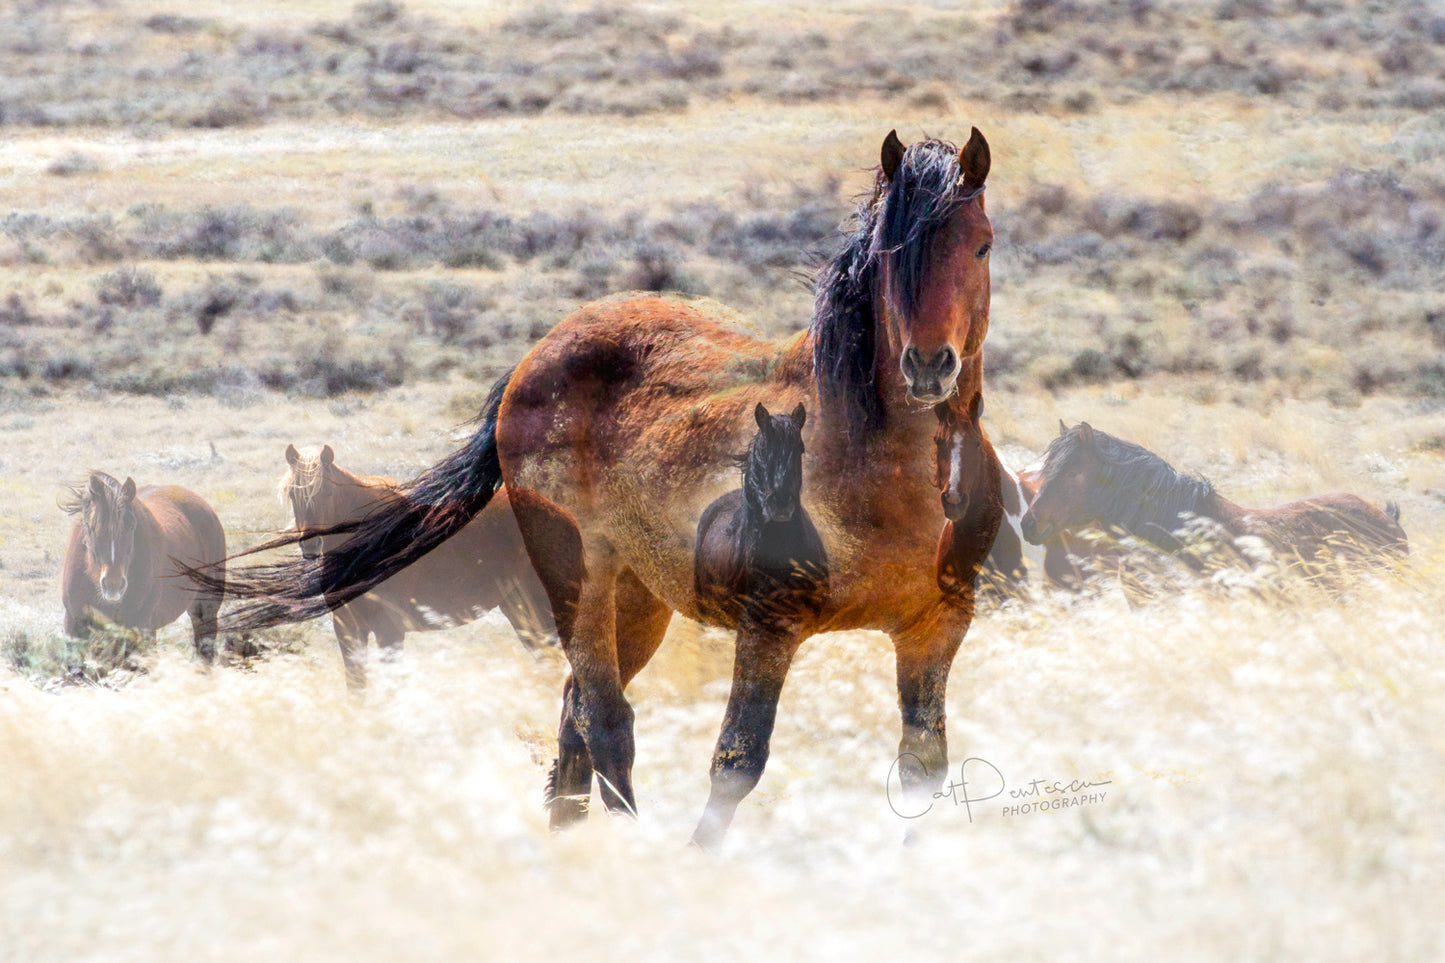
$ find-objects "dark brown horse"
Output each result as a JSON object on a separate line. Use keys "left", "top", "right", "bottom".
{"left": 211, "top": 128, "right": 998, "bottom": 845}
{"left": 694, "top": 403, "right": 829, "bottom": 624}
{"left": 61, "top": 472, "right": 226, "bottom": 661}
{"left": 282, "top": 444, "right": 556, "bottom": 690}
{"left": 931, "top": 389, "right": 1006, "bottom": 601}
{"left": 1020, "top": 422, "right": 1408, "bottom": 575}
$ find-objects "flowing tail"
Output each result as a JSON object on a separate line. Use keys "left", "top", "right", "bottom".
{"left": 196, "top": 369, "right": 514, "bottom": 631}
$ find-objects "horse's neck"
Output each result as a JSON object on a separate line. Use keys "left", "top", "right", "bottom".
{"left": 125, "top": 498, "right": 161, "bottom": 580}
{"left": 1109, "top": 466, "right": 1209, "bottom": 547}
{"left": 328, "top": 467, "right": 393, "bottom": 521}
{"left": 1195, "top": 490, "right": 1250, "bottom": 535}
{"left": 735, "top": 496, "right": 766, "bottom": 561}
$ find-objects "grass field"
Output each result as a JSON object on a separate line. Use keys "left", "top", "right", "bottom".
{"left": 3, "top": 0, "right": 1445, "bottom": 959}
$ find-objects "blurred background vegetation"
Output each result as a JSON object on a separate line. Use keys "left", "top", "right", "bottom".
{"left": 2, "top": 0, "right": 1443, "bottom": 408}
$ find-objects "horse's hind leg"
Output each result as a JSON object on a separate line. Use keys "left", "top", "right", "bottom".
{"left": 189, "top": 576, "right": 223, "bottom": 665}
{"left": 546, "top": 568, "right": 670, "bottom": 829}
{"left": 692, "top": 621, "right": 803, "bottom": 851}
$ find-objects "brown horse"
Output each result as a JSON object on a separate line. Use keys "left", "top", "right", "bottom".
{"left": 1020, "top": 422, "right": 1408, "bottom": 575}
{"left": 211, "top": 129, "right": 998, "bottom": 845}
{"left": 932, "top": 390, "right": 1006, "bottom": 601}
{"left": 281, "top": 444, "right": 556, "bottom": 690}
{"left": 61, "top": 471, "right": 226, "bottom": 661}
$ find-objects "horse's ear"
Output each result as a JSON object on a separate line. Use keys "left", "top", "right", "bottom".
{"left": 1058, "top": 419, "right": 1069, "bottom": 437}
{"left": 1078, "top": 422, "right": 1096, "bottom": 448}
{"left": 959, "top": 127, "right": 990, "bottom": 190}
{"left": 319, "top": 445, "right": 335, "bottom": 468}
{"left": 754, "top": 402, "right": 771, "bottom": 433}
{"left": 120, "top": 477, "right": 137, "bottom": 503}
{"left": 881, "top": 129, "right": 905, "bottom": 182}
{"left": 88, "top": 474, "right": 107, "bottom": 500}
{"left": 285, "top": 444, "right": 300, "bottom": 467}
{"left": 968, "top": 391, "right": 984, "bottom": 425}
{"left": 791, "top": 402, "right": 806, "bottom": 429}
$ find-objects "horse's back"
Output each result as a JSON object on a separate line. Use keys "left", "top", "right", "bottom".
{"left": 1246, "top": 492, "right": 1408, "bottom": 557}
{"left": 502, "top": 295, "right": 808, "bottom": 472}
{"left": 363, "top": 488, "right": 552, "bottom": 630}
{"left": 139, "top": 485, "right": 227, "bottom": 566}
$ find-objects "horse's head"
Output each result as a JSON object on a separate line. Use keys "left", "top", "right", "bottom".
{"left": 933, "top": 391, "right": 987, "bottom": 523}
{"left": 1020, "top": 422, "right": 1103, "bottom": 544}
{"left": 743, "top": 402, "right": 807, "bottom": 525}
{"left": 874, "top": 128, "right": 992, "bottom": 405}
{"left": 65, "top": 472, "right": 139, "bottom": 602}
{"left": 283, "top": 443, "right": 338, "bottom": 559}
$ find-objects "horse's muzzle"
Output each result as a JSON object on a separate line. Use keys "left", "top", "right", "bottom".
{"left": 762, "top": 501, "right": 796, "bottom": 525}
{"left": 1019, "top": 512, "right": 1050, "bottom": 545}
{"left": 99, "top": 571, "right": 127, "bottom": 602}
{"left": 901, "top": 344, "right": 961, "bottom": 404}
{"left": 941, "top": 490, "right": 969, "bottom": 523}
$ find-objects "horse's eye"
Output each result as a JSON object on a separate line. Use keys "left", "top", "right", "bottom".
{"left": 976, "top": 242, "right": 992, "bottom": 260}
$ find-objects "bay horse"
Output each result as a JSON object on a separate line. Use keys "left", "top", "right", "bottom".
{"left": 691, "top": 402, "right": 830, "bottom": 844}
{"left": 1020, "top": 422, "right": 1408, "bottom": 575}
{"left": 210, "top": 128, "right": 998, "bottom": 845}
{"left": 281, "top": 443, "right": 557, "bottom": 690}
{"left": 61, "top": 471, "right": 226, "bottom": 661}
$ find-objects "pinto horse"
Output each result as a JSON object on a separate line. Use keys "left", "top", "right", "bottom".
{"left": 281, "top": 444, "right": 556, "bottom": 689}
{"left": 1020, "top": 422, "right": 1408, "bottom": 574}
{"left": 210, "top": 128, "right": 998, "bottom": 845}
{"left": 61, "top": 472, "right": 226, "bottom": 661}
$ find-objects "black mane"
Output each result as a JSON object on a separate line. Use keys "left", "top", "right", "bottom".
{"left": 1045, "top": 427, "right": 1215, "bottom": 546}
{"left": 812, "top": 138, "right": 978, "bottom": 440}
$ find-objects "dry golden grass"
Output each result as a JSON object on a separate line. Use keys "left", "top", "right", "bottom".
{"left": 2, "top": 385, "right": 1442, "bottom": 959}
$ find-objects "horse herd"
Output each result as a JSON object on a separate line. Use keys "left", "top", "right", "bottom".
{"left": 55, "top": 128, "right": 1409, "bottom": 847}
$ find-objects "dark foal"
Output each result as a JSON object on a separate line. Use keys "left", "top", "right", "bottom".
{"left": 692, "top": 402, "right": 828, "bottom": 847}
{"left": 61, "top": 471, "right": 227, "bottom": 661}
{"left": 931, "top": 392, "right": 1006, "bottom": 603}
{"left": 1021, "top": 422, "right": 1408, "bottom": 578}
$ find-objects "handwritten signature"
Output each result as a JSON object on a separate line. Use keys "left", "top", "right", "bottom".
{"left": 886, "top": 755, "right": 1113, "bottom": 822}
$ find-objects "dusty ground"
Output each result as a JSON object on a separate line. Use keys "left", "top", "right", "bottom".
{"left": 3, "top": 0, "right": 1445, "bottom": 959}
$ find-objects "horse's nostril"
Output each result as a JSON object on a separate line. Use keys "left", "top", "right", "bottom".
{"left": 901, "top": 346, "right": 922, "bottom": 376}
{"left": 938, "top": 345, "right": 959, "bottom": 377}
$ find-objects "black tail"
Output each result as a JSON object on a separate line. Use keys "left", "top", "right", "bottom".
{"left": 1386, "top": 501, "right": 1401, "bottom": 525}
{"left": 198, "top": 368, "right": 514, "bottom": 631}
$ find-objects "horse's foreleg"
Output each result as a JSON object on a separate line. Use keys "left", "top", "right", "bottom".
{"left": 891, "top": 603, "right": 972, "bottom": 835}
{"left": 692, "top": 621, "right": 803, "bottom": 851}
